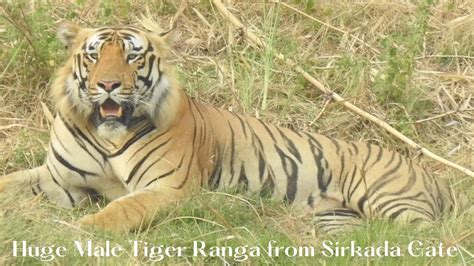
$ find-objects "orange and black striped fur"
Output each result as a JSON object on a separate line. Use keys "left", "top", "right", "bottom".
{"left": 0, "top": 21, "right": 452, "bottom": 232}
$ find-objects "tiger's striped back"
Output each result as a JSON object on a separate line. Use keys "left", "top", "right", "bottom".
{"left": 193, "top": 104, "right": 451, "bottom": 226}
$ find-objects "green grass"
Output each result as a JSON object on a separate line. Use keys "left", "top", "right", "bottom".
{"left": 1, "top": 0, "right": 473, "bottom": 265}
{"left": 1, "top": 188, "right": 472, "bottom": 265}
{"left": 10, "top": 130, "right": 48, "bottom": 167}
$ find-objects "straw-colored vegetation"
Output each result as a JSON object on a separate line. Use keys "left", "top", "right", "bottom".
{"left": 0, "top": 0, "right": 472, "bottom": 264}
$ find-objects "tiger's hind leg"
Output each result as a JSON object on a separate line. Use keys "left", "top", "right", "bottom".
{"left": 312, "top": 198, "right": 364, "bottom": 234}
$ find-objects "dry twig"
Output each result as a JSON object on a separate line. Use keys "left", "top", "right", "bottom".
{"left": 211, "top": 0, "right": 474, "bottom": 178}
{"left": 415, "top": 108, "right": 474, "bottom": 124}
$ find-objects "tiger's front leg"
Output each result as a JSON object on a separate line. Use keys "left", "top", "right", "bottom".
{"left": 0, "top": 165, "right": 96, "bottom": 208}
{"left": 0, "top": 167, "right": 43, "bottom": 194}
{"left": 77, "top": 184, "right": 187, "bottom": 232}
{"left": 1, "top": 116, "right": 126, "bottom": 207}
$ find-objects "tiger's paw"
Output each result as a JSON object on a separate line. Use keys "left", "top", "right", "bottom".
{"left": 77, "top": 197, "right": 151, "bottom": 232}
{"left": 77, "top": 209, "right": 135, "bottom": 232}
{"left": 77, "top": 214, "right": 96, "bottom": 228}
{"left": 77, "top": 213, "right": 127, "bottom": 232}
{"left": 0, "top": 177, "right": 12, "bottom": 193}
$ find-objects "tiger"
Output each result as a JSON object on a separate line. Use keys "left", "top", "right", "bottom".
{"left": 0, "top": 20, "right": 453, "bottom": 233}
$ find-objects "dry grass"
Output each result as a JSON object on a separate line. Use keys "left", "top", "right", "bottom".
{"left": 0, "top": 0, "right": 473, "bottom": 264}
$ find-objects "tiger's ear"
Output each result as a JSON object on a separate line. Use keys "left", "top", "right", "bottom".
{"left": 138, "top": 16, "right": 177, "bottom": 43}
{"left": 157, "top": 23, "right": 176, "bottom": 40}
{"left": 57, "top": 21, "right": 82, "bottom": 49}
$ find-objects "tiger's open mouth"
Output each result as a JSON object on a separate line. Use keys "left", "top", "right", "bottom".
{"left": 92, "top": 99, "right": 134, "bottom": 130}
{"left": 100, "top": 99, "right": 123, "bottom": 118}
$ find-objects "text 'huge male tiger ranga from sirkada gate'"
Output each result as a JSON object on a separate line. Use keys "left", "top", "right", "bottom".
{"left": 0, "top": 21, "right": 453, "bottom": 233}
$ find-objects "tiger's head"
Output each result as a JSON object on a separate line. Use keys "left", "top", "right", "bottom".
{"left": 52, "top": 21, "right": 181, "bottom": 139}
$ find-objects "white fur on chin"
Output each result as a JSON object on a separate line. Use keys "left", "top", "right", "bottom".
{"left": 97, "top": 121, "right": 128, "bottom": 139}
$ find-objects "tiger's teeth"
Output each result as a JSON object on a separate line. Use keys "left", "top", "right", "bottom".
{"left": 100, "top": 106, "right": 107, "bottom": 117}
{"left": 99, "top": 104, "right": 123, "bottom": 117}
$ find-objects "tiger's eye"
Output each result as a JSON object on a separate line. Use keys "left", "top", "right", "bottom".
{"left": 127, "top": 54, "right": 139, "bottom": 61}
{"left": 89, "top": 53, "right": 98, "bottom": 60}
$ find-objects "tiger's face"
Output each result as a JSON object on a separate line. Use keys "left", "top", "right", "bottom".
{"left": 56, "top": 21, "right": 171, "bottom": 138}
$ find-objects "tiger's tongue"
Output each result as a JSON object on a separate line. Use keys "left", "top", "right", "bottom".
{"left": 100, "top": 99, "right": 123, "bottom": 117}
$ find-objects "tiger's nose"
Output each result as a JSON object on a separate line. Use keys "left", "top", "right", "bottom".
{"left": 97, "top": 80, "right": 122, "bottom": 91}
